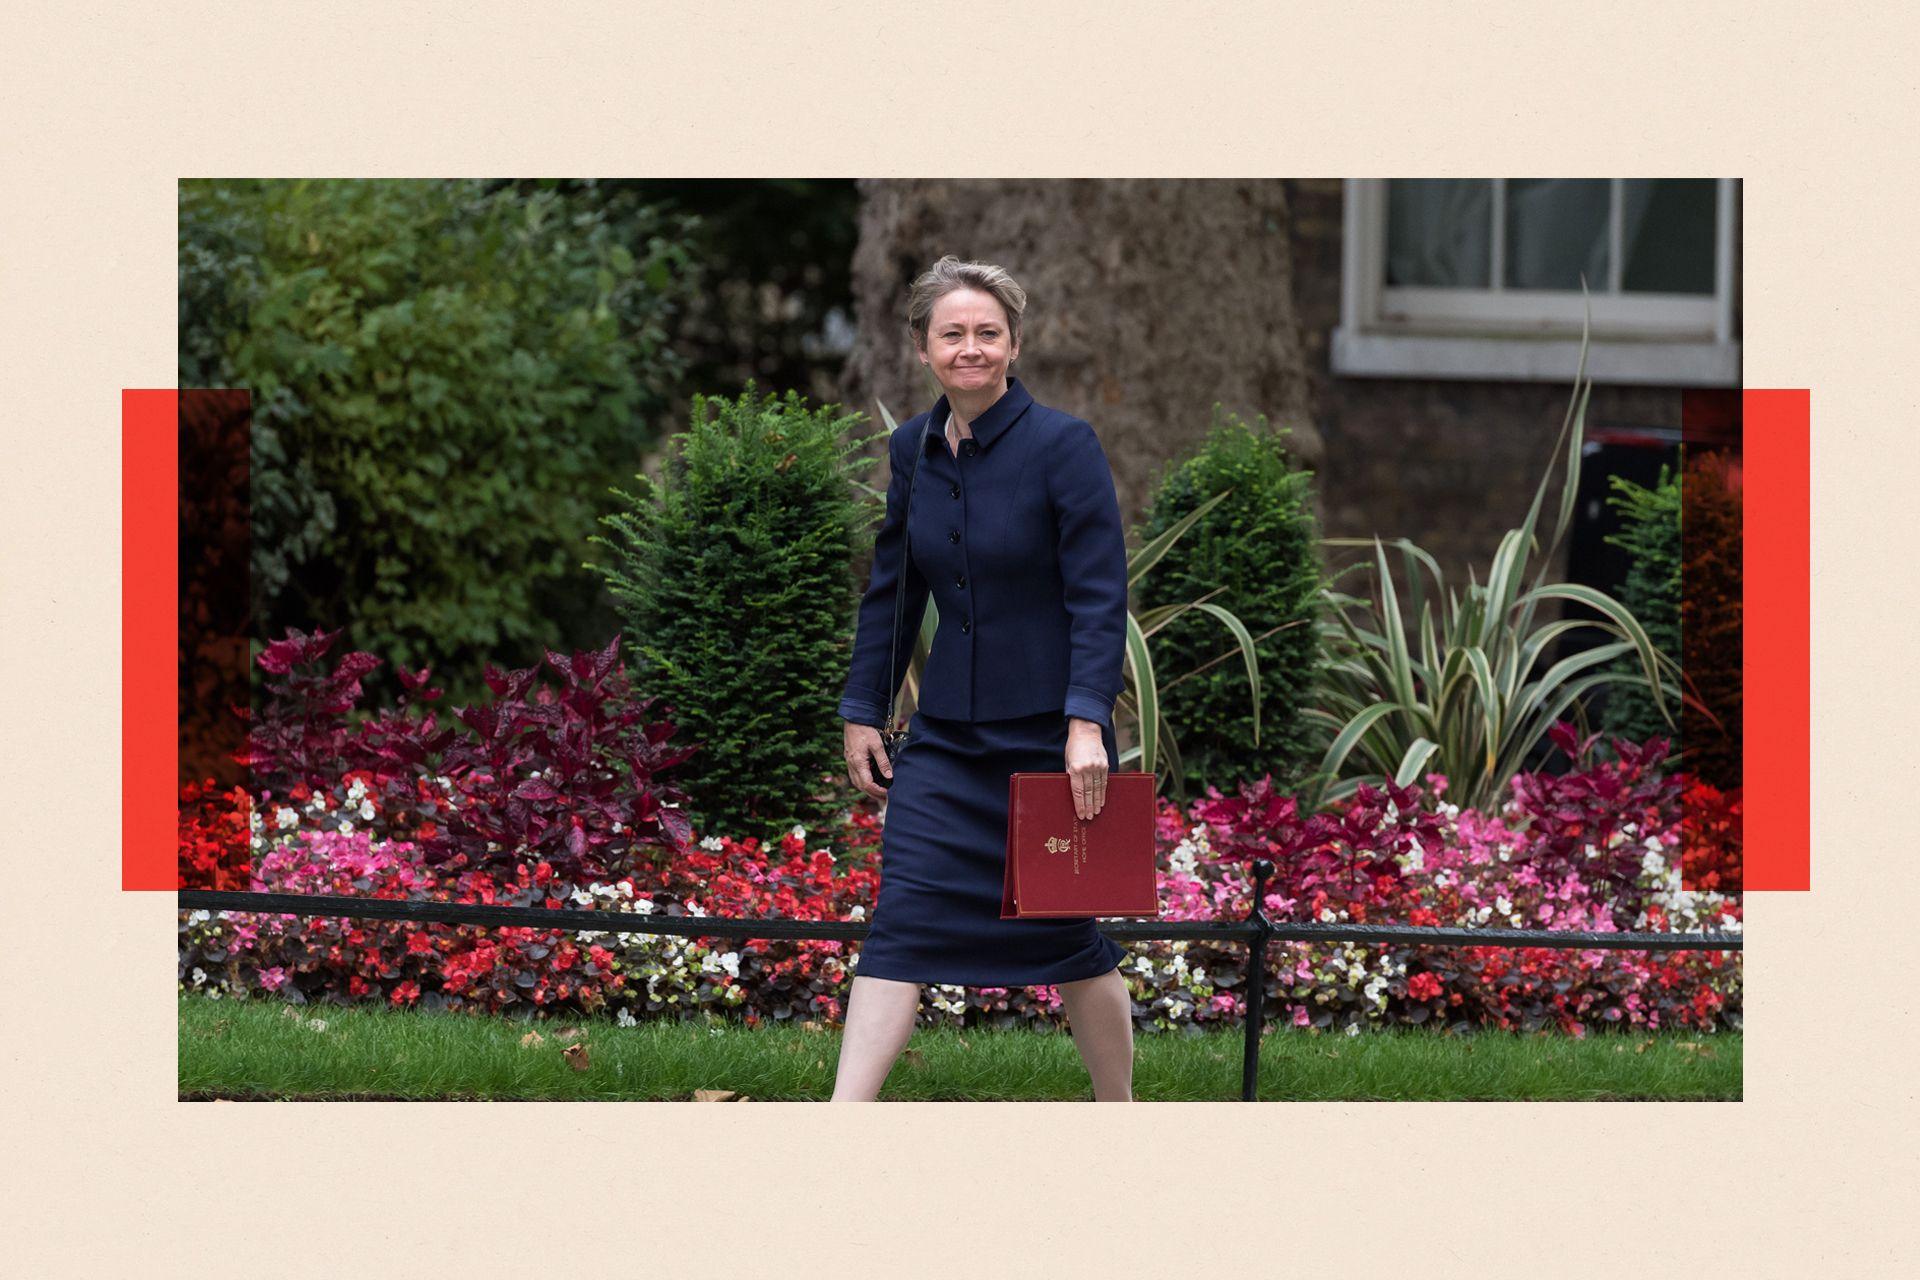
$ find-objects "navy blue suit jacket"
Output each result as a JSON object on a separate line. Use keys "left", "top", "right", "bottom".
{"left": 837, "top": 376, "right": 1130, "bottom": 730}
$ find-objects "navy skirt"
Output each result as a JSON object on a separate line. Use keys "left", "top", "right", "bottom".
{"left": 854, "top": 707, "right": 1129, "bottom": 987}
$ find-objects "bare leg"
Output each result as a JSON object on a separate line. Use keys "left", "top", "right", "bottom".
{"left": 830, "top": 974, "right": 923, "bottom": 1101}
{"left": 1056, "top": 965, "right": 1136, "bottom": 1101}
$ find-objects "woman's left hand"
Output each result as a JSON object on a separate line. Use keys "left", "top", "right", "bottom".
{"left": 1064, "top": 717, "right": 1108, "bottom": 821}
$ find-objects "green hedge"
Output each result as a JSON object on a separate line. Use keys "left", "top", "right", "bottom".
{"left": 592, "top": 385, "right": 874, "bottom": 837}
{"left": 1600, "top": 462, "right": 1683, "bottom": 749}
{"left": 1131, "top": 407, "right": 1328, "bottom": 799}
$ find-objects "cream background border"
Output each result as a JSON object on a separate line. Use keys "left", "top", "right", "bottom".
{"left": 1, "top": 1, "right": 1911, "bottom": 1275}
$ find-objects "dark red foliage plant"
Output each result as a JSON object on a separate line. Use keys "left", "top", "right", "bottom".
{"left": 1505, "top": 721, "right": 1684, "bottom": 929}
{"left": 242, "top": 626, "right": 700, "bottom": 887}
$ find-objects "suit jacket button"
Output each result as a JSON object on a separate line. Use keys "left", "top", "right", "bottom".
{"left": 954, "top": 573, "right": 966, "bottom": 588}
{"left": 961, "top": 616, "right": 972, "bottom": 632}
{"left": 949, "top": 484, "right": 960, "bottom": 499}
{"left": 948, "top": 529, "right": 961, "bottom": 543}
{"left": 962, "top": 439, "right": 978, "bottom": 456}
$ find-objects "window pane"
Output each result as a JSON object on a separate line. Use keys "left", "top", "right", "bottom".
{"left": 1504, "top": 179, "right": 1610, "bottom": 290}
{"left": 1386, "top": 179, "right": 1491, "bottom": 287}
{"left": 1621, "top": 179, "right": 1717, "bottom": 294}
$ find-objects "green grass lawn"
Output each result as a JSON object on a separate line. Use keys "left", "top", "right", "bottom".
{"left": 178, "top": 993, "right": 1740, "bottom": 1101}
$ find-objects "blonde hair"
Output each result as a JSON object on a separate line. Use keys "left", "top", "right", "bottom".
{"left": 905, "top": 254, "right": 1028, "bottom": 352}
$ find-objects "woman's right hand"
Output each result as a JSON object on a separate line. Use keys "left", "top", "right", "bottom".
{"left": 844, "top": 720, "right": 893, "bottom": 800}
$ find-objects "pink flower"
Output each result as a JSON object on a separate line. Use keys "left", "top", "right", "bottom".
{"left": 258, "top": 966, "right": 288, "bottom": 992}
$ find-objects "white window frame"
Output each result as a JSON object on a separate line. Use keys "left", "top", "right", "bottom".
{"left": 1331, "top": 178, "right": 1740, "bottom": 387}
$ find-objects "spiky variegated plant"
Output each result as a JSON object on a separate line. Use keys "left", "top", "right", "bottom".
{"left": 869, "top": 401, "right": 1263, "bottom": 792}
{"left": 1298, "top": 298, "right": 1682, "bottom": 814}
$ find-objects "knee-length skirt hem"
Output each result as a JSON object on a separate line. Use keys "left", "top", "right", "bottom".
{"left": 854, "top": 707, "right": 1131, "bottom": 990}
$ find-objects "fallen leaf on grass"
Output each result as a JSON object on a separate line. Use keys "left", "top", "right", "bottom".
{"left": 556, "top": 1026, "right": 584, "bottom": 1042}
{"left": 800, "top": 1021, "right": 823, "bottom": 1033}
{"left": 520, "top": 1030, "right": 545, "bottom": 1048}
{"left": 815, "top": 1059, "right": 826, "bottom": 1071}
{"left": 693, "top": 1089, "right": 739, "bottom": 1102}
{"left": 1636, "top": 1041, "right": 1652, "bottom": 1054}
{"left": 902, "top": 1049, "right": 928, "bottom": 1069}
{"left": 306, "top": 1019, "right": 328, "bottom": 1033}
{"left": 563, "top": 1043, "right": 591, "bottom": 1072}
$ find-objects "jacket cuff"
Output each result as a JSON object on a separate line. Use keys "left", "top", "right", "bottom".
{"left": 1063, "top": 686, "right": 1114, "bottom": 730}
{"left": 837, "top": 690, "right": 888, "bottom": 727}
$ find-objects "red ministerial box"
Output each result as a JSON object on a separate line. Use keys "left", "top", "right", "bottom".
{"left": 1001, "top": 771, "right": 1160, "bottom": 919}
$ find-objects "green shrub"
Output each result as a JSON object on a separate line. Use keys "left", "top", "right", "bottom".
{"left": 591, "top": 385, "right": 873, "bottom": 837}
{"left": 177, "top": 177, "right": 699, "bottom": 706}
{"left": 1600, "top": 463, "right": 1683, "bottom": 748}
{"left": 1130, "top": 406, "right": 1327, "bottom": 799}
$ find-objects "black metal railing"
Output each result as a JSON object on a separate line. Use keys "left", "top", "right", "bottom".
{"left": 179, "top": 858, "right": 1743, "bottom": 1101}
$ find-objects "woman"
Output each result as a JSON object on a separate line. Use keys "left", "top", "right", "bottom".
{"left": 831, "top": 254, "right": 1136, "bottom": 1102}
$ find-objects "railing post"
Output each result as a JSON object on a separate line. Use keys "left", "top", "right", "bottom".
{"left": 1240, "top": 858, "right": 1274, "bottom": 1102}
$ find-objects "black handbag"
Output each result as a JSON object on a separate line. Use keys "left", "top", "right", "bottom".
{"left": 874, "top": 406, "right": 939, "bottom": 789}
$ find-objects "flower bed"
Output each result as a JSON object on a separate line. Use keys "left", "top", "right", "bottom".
{"left": 181, "top": 638, "right": 1741, "bottom": 1035}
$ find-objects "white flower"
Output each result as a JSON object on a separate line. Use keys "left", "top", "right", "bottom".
{"left": 632, "top": 898, "right": 656, "bottom": 915}
{"left": 571, "top": 886, "right": 595, "bottom": 907}
{"left": 616, "top": 1008, "right": 637, "bottom": 1027}
{"left": 275, "top": 806, "right": 299, "bottom": 830}
{"left": 190, "top": 967, "right": 207, "bottom": 986}
{"left": 699, "top": 835, "right": 725, "bottom": 852}
{"left": 846, "top": 905, "right": 866, "bottom": 921}
{"left": 791, "top": 823, "right": 807, "bottom": 839}
{"left": 1495, "top": 896, "right": 1512, "bottom": 916}
{"left": 615, "top": 880, "right": 634, "bottom": 898}
{"left": 187, "top": 909, "right": 211, "bottom": 925}
{"left": 338, "top": 819, "right": 355, "bottom": 836}
{"left": 358, "top": 799, "right": 376, "bottom": 821}
{"left": 1344, "top": 1022, "right": 1360, "bottom": 1037}
{"left": 1191, "top": 967, "right": 1209, "bottom": 986}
